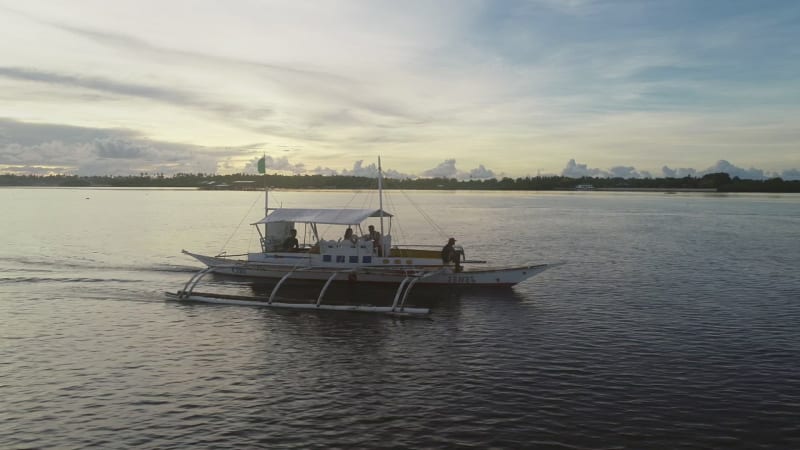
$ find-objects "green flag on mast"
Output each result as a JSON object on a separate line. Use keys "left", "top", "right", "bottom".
{"left": 257, "top": 156, "right": 266, "bottom": 174}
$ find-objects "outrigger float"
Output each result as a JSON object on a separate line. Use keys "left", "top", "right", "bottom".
{"left": 169, "top": 158, "right": 556, "bottom": 315}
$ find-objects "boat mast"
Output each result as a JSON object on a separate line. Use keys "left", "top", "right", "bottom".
{"left": 268, "top": 151, "right": 269, "bottom": 253}
{"left": 378, "top": 156, "right": 384, "bottom": 238}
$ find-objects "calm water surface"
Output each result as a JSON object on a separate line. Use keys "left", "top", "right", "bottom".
{"left": 1, "top": 188, "right": 799, "bottom": 449}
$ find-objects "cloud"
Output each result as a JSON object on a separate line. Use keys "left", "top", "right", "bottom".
{"left": 309, "top": 166, "right": 339, "bottom": 176}
{"left": 418, "top": 159, "right": 503, "bottom": 180}
{"left": 2, "top": 118, "right": 797, "bottom": 181}
{"left": 608, "top": 166, "right": 647, "bottom": 179}
{"left": 561, "top": 159, "right": 609, "bottom": 178}
{"left": 661, "top": 165, "right": 697, "bottom": 178}
{"left": 570, "top": 159, "right": 799, "bottom": 180}
{"left": 0, "top": 118, "right": 225, "bottom": 175}
{"left": 0, "top": 66, "right": 191, "bottom": 104}
{"left": 0, "top": 164, "right": 73, "bottom": 175}
{"left": 701, "top": 160, "right": 766, "bottom": 180}
{"left": 240, "top": 158, "right": 415, "bottom": 179}
{"left": 2, "top": 2, "right": 799, "bottom": 178}
{"left": 341, "top": 160, "right": 380, "bottom": 178}
{"left": 243, "top": 155, "right": 306, "bottom": 175}
{"left": 421, "top": 159, "right": 458, "bottom": 178}
{"left": 469, "top": 164, "right": 496, "bottom": 180}
{"left": 781, "top": 168, "right": 800, "bottom": 181}
{"left": 0, "top": 67, "right": 274, "bottom": 129}
{"left": 665, "top": 160, "right": 773, "bottom": 180}
{"left": 340, "top": 160, "right": 413, "bottom": 179}
{"left": 0, "top": 8, "right": 434, "bottom": 142}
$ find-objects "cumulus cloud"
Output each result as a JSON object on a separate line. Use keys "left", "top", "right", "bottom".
{"left": 420, "top": 159, "right": 501, "bottom": 180}
{"left": 340, "top": 160, "right": 379, "bottom": 178}
{"left": 609, "top": 166, "right": 640, "bottom": 179}
{"left": 701, "top": 160, "right": 766, "bottom": 180}
{"left": 0, "top": 118, "right": 224, "bottom": 175}
{"left": 661, "top": 165, "right": 697, "bottom": 178}
{"left": 264, "top": 160, "right": 414, "bottom": 179}
{"left": 3, "top": 117, "right": 796, "bottom": 181}
{"left": 663, "top": 160, "right": 778, "bottom": 180}
{"left": 568, "top": 159, "right": 798, "bottom": 180}
{"left": 561, "top": 159, "right": 609, "bottom": 178}
{"left": 339, "top": 160, "right": 412, "bottom": 179}
{"left": 421, "top": 159, "right": 458, "bottom": 178}
{"left": 781, "top": 168, "right": 800, "bottom": 180}
{"left": 469, "top": 164, "right": 496, "bottom": 179}
{"left": 309, "top": 166, "right": 339, "bottom": 176}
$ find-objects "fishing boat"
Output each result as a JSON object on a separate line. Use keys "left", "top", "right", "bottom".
{"left": 170, "top": 159, "right": 557, "bottom": 315}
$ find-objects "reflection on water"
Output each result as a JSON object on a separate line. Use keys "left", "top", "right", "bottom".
{"left": 1, "top": 188, "right": 799, "bottom": 449}
{"left": 194, "top": 272, "right": 528, "bottom": 311}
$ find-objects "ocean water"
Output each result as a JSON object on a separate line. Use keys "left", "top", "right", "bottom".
{"left": 1, "top": 187, "right": 799, "bottom": 449}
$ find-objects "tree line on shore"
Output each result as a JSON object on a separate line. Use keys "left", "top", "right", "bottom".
{"left": 1, "top": 172, "right": 798, "bottom": 192}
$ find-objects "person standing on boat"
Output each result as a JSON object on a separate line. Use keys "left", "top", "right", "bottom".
{"left": 282, "top": 229, "right": 299, "bottom": 251}
{"left": 366, "top": 225, "right": 382, "bottom": 256}
{"left": 441, "top": 237, "right": 462, "bottom": 272}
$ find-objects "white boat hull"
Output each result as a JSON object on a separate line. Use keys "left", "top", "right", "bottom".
{"left": 183, "top": 250, "right": 551, "bottom": 287}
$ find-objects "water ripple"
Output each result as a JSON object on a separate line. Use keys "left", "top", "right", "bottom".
{"left": 2, "top": 190, "right": 800, "bottom": 448}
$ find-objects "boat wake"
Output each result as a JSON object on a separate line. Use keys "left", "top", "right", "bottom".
{"left": 0, "top": 255, "right": 200, "bottom": 275}
{"left": 0, "top": 276, "right": 144, "bottom": 284}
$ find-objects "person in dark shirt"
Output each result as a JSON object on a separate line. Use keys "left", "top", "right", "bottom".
{"left": 441, "top": 237, "right": 462, "bottom": 272}
{"left": 282, "top": 229, "right": 299, "bottom": 251}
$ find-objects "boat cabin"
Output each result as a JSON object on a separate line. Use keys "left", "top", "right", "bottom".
{"left": 246, "top": 207, "right": 444, "bottom": 268}
{"left": 250, "top": 208, "right": 390, "bottom": 259}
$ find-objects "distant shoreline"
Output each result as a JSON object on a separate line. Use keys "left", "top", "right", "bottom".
{"left": 594, "top": 188, "right": 717, "bottom": 193}
{"left": 1, "top": 173, "right": 798, "bottom": 193}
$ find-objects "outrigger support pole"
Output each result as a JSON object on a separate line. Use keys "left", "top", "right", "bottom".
{"left": 316, "top": 270, "right": 355, "bottom": 306}
{"left": 390, "top": 269, "right": 445, "bottom": 312}
{"left": 179, "top": 266, "right": 217, "bottom": 299}
{"left": 391, "top": 275, "right": 414, "bottom": 311}
{"left": 397, "top": 276, "right": 424, "bottom": 312}
{"left": 268, "top": 268, "right": 297, "bottom": 304}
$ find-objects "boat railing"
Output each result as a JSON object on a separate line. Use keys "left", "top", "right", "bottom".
{"left": 215, "top": 252, "right": 249, "bottom": 258}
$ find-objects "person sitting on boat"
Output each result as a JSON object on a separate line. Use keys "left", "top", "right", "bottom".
{"left": 343, "top": 227, "right": 356, "bottom": 244}
{"left": 282, "top": 229, "right": 299, "bottom": 252}
{"left": 366, "top": 225, "right": 382, "bottom": 256}
{"left": 441, "top": 237, "right": 463, "bottom": 272}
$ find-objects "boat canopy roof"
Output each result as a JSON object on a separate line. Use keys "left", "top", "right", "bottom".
{"left": 252, "top": 208, "right": 393, "bottom": 226}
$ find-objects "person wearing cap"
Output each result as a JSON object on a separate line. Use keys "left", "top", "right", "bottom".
{"left": 441, "top": 237, "right": 462, "bottom": 272}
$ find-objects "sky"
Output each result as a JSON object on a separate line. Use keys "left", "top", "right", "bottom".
{"left": 1, "top": 0, "right": 798, "bottom": 180}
